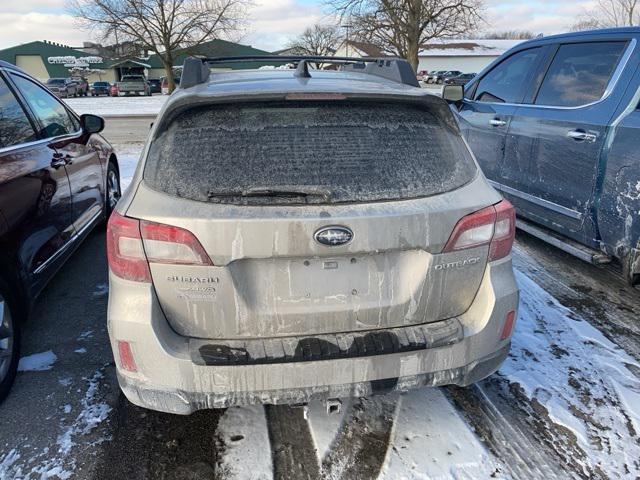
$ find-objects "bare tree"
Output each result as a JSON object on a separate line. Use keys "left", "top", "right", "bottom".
{"left": 329, "top": 0, "right": 484, "bottom": 71}
{"left": 287, "top": 25, "right": 342, "bottom": 57}
{"left": 480, "top": 30, "right": 536, "bottom": 40}
{"left": 576, "top": 0, "right": 640, "bottom": 29}
{"left": 68, "top": 0, "right": 249, "bottom": 92}
{"left": 569, "top": 18, "right": 603, "bottom": 32}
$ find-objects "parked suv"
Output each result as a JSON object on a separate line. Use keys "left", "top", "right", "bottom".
{"left": 45, "top": 78, "right": 77, "bottom": 98}
{"left": 453, "top": 27, "right": 640, "bottom": 284}
{"left": 0, "top": 61, "right": 122, "bottom": 402}
{"left": 107, "top": 56, "right": 519, "bottom": 414}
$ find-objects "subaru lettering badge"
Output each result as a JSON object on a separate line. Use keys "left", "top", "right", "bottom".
{"left": 314, "top": 226, "right": 354, "bottom": 247}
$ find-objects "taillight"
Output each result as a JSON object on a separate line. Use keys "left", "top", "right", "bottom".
{"left": 140, "top": 220, "right": 212, "bottom": 266}
{"left": 443, "top": 200, "right": 515, "bottom": 262}
{"left": 106, "top": 211, "right": 212, "bottom": 282}
{"left": 489, "top": 200, "right": 516, "bottom": 261}
{"left": 107, "top": 211, "right": 151, "bottom": 282}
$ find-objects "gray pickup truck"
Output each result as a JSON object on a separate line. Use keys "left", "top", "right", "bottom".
{"left": 116, "top": 75, "right": 151, "bottom": 96}
{"left": 449, "top": 27, "right": 640, "bottom": 285}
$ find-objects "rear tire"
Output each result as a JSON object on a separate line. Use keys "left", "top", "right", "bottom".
{"left": 105, "top": 160, "right": 121, "bottom": 221}
{"left": 0, "top": 281, "right": 21, "bottom": 405}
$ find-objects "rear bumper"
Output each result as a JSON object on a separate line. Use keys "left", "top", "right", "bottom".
{"left": 108, "top": 258, "right": 519, "bottom": 414}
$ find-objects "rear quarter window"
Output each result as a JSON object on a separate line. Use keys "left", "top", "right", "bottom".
{"left": 535, "top": 41, "right": 626, "bottom": 107}
{"left": 143, "top": 101, "right": 477, "bottom": 205}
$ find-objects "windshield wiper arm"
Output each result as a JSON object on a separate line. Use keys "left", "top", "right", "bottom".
{"left": 243, "top": 186, "right": 332, "bottom": 200}
{"left": 208, "top": 186, "right": 332, "bottom": 200}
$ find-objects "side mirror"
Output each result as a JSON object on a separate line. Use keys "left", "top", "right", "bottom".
{"left": 80, "top": 114, "right": 105, "bottom": 134}
{"left": 442, "top": 84, "right": 464, "bottom": 103}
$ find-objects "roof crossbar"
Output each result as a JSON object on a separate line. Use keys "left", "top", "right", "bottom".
{"left": 179, "top": 55, "right": 420, "bottom": 89}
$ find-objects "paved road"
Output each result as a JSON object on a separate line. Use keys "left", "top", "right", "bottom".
{"left": 102, "top": 115, "right": 155, "bottom": 144}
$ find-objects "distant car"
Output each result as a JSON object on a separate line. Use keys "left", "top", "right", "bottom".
{"left": 148, "top": 79, "right": 161, "bottom": 94}
{"left": 416, "top": 70, "right": 429, "bottom": 82}
{"left": 116, "top": 75, "right": 151, "bottom": 96}
{"left": 71, "top": 77, "right": 89, "bottom": 97}
{"left": 0, "top": 61, "right": 121, "bottom": 403}
{"left": 160, "top": 76, "right": 181, "bottom": 95}
{"left": 426, "top": 71, "right": 447, "bottom": 84}
{"left": 45, "top": 78, "right": 77, "bottom": 98}
{"left": 444, "top": 73, "right": 477, "bottom": 86}
{"left": 91, "top": 81, "right": 111, "bottom": 96}
{"left": 433, "top": 71, "right": 463, "bottom": 84}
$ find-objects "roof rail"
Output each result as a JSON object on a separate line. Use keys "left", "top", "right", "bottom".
{"left": 179, "top": 55, "right": 420, "bottom": 89}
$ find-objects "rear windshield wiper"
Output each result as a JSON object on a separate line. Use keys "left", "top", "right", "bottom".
{"left": 207, "top": 186, "right": 332, "bottom": 201}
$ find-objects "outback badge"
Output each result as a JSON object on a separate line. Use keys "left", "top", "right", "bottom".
{"left": 314, "top": 226, "right": 354, "bottom": 246}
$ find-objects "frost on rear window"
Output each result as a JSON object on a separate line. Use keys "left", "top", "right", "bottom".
{"left": 143, "top": 101, "right": 477, "bottom": 205}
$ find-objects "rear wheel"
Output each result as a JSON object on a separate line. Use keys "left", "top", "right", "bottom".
{"left": 105, "top": 161, "right": 121, "bottom": 219}
{"left": 0, "top": 284, "right": 20, "bottom": 404}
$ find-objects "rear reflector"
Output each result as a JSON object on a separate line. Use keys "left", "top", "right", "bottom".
{"left": 117, "top": 340, "right": 138, "bottom": 372}
{"left": 501, "top": 310, "right": 516, "bottom": 340}
{"left": 443, "top": 200, "right": 516, "bottom": 262}
{"left": 107, "top": 211, "right": 212, "bottom": 282}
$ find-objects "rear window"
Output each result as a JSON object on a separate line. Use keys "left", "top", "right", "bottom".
{"left": 144, "top": 101, "right": 477, "bottom": 205}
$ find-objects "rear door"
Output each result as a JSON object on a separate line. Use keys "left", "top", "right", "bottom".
{"left": 0, "top": 71, "right": 74, "bottom": 290}
{"left": 503, "top": 40, "right": 632, "bottom": 244}
{"left": 10, "top": 72, "right": 106, "bottom": 234}
{"left": 457, "top": 46, "right": 547, "bottom": 184}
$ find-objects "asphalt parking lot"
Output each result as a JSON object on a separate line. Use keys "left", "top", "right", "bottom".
{"left": 1, "top": 226, "right": 639, "bottom": 479}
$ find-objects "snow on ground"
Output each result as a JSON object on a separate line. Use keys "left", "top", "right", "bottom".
{"left": 0, "top": 369, "right": 112, "bottom": 479}
{"left": 64, "top": 95, "right": 168, "bottom": 116}
{"left": 17, "top": 350, "right": 57, "bottom": 372}
{"left": 215, "top": 406, "right": 273, "bottom": 480}
{"left": 500, "top": 271, "right": 640, "bottom": 478}
{"left": 113, "top": 143, "right": 144, "bottom": 191}
{"left": 382, "top": 389, "right": 499, "bottom": 479}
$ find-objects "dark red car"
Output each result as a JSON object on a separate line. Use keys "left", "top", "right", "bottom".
{"left": 0, "top": 61, "right": 122, "bottom": 402}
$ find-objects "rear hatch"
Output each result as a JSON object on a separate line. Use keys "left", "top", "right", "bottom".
{"left": 128, "top": 99, "right": 495, "bottom": 340}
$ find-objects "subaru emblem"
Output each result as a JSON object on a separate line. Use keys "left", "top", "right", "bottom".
{"left": 314, "top": 226, "right": 354, "bottom": 247}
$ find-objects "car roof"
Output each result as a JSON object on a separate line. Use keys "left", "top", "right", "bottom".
{"left": 509, "top": 26, "right": 640, "bottom": 51}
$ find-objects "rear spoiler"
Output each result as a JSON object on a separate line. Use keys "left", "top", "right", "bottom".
{"left": 179, "top": 55, "right": 420, "bottom": 89}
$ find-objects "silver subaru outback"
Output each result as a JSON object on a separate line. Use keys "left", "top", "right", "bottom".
{"left": 107, "top": 56, "right": 519, "bottom": 414}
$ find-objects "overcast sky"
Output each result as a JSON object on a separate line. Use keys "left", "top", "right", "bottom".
{"left": 0, "top": 0, "right": 600, "bottom": 52}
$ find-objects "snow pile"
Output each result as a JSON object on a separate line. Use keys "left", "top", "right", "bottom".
{"left": 382, "top": 389, "right": 499, "bottom": 479}
{"left": 215, "top": 406, "right": 273, "bottom": 480}
{"left": 18, "top": 350, "right": 57, "bottom": 372}
{"left": 501, "top": 271, "right": 640, "bottom": 477}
